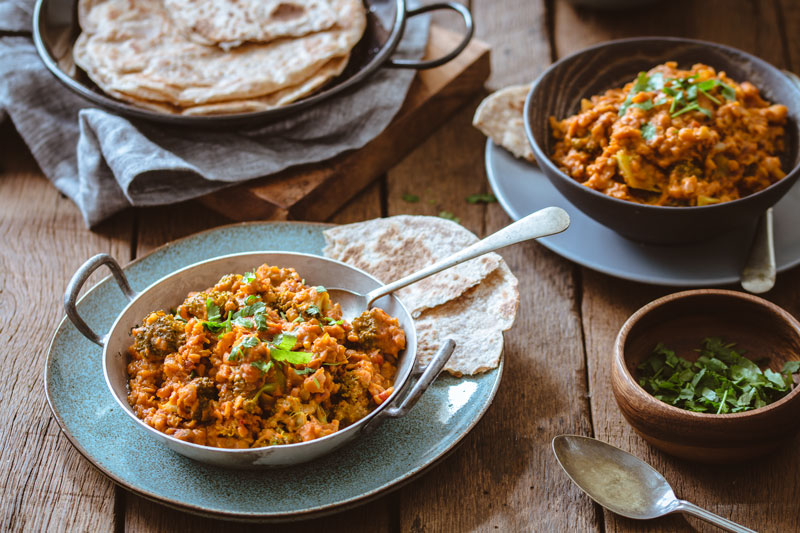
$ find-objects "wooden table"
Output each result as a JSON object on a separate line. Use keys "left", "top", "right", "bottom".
{"left": 3, "top": 1, "right": 800, "bottom": 531}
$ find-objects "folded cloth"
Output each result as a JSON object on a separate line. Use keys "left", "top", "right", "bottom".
{"left": 0, "top": 0, "right": 428, "bottom": 227}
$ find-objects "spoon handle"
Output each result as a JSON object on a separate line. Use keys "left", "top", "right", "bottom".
{"left": 364, "top": 206, "right": 570, "bottom": 307}
{"left": 674, "top": 500, "right": 758, "bottom": 533}
{"left": 740, "top": 207, "right": 775, "bottom": 294}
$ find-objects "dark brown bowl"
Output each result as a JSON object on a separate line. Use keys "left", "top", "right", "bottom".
{"left": 612, "top": 289, "right": 800, "bottom": 463}
{"left": 524, "top": 37, "right": 800, "bottom": 244}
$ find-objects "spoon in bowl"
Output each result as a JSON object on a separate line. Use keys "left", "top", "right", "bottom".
{"left": 552, "top": 435, "right": 756, "bottom": 533}
{"left": 328, "top": 206, "right": 570, "bottom": 319}
{"left": 741, "top": 207, "right": 776, "bottom": 294}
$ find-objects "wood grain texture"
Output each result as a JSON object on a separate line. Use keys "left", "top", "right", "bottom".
{"left": 555, "top": 2, "right": 800, "bottom": 530}
{"left": 0, "top": 123, "right": 130, "bottom": 532}
{"left": 386, "top": 0, "right": 597, "bottom": 530}
{"left": 197, "top": 26, "right": 490, "bottom": 222}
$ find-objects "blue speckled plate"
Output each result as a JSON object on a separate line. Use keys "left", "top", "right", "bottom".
{"left": 45, "top": 222, "right": 501, "bottom": 521}
{"left": 486, "top": 140, "right": 800, "bottom": 286}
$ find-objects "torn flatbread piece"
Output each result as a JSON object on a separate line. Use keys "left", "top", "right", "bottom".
{"left": 323, "top": 215, "right": 503, "bottom": 317}
{"left": 473, "top": 84, "right": 535, "bottom": 162}
{"left": 415, "top": 262, "right": 518, "bottom": 376}
{"left": 164, "top": 0, "right": 338, "bottom": 48}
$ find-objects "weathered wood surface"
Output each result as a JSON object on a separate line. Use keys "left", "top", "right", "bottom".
{"left": 3, "top": 0, "right": 800, "bottom": 531}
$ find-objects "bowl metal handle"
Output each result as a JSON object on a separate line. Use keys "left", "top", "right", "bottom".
{"left": 386, "top": 3, "right": 474, "bottom": 70}
{"left": 364, "top": 339, "right": 456, "bottom": 432}
{"left": 63, "top": 253, "right": 138, "bottom": 347}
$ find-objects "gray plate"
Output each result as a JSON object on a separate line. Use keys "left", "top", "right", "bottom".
{"left": 485, "top": 141, "right": 800, "bottom": 286}
{"left": 44, "top": 221, "right": 501, "bottom": 521}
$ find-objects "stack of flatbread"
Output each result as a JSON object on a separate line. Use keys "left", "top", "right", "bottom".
{"left": 324, "top": 216, "right": 520, "bottom": 376}
{"left": 73, "top": 0, "right": 366, "bottom": 115}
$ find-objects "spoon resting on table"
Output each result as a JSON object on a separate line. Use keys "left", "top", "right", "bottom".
{"left": 741, "top": 207, "right": 776, "bottom": 294}
{"left": 328, "top": 206, "right": 570, "bottom": 319}
{"left": 552, "top": 435, "right": 757, "bottom": 533}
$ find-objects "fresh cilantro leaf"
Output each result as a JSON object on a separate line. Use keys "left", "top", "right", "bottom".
{"left": 294, "top": 367, "right": 316, "bottom": 375}
{"left": 246, "top": 295, "right": 259, "bottom": 304}
{"left": 466, "top": 193, "right": 498, "bottom": 204}
{"left": 232, "top": 316, "right": 255, "bottom": 329}
{"left": 293, "top": 316, "right": 305, "bottom": 323}
{"left": 402, "top": 194, "right": 420, "bottom": 203}
{"left": 229, "top": 335, "right": 260, "bottom": 361}
{"left": 206, "top": 298, "right": 221, "bottom": 321}
{"left": 252, "top": 360, "right": 273, "bottom": 374}
{"left": 314, "top": 286, "right": 327, "bottom": 293}
{"left": 641, "top": 123, "right": 657, "bottom": 141}
{"left": 782, "top": 360, "right": 800, "bottom": 374}
{"left": 268, "top": 332, "right": 314, "bottom": 365}
{"left": 305, "top": 305, "right": 321, "bottom": 317}
{"left": 243, "top": 270, "right": 257, "bottom": 284}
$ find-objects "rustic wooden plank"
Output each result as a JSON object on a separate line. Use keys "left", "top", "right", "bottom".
{"left": 197, "top": 26, "right": 490, "bottom": 222}
{"left": 123, "top": 182, "right": 390, "bottom": 530}
{"left": 0, "top": 122, "right": 130, "bottom": 532}
{"left": 387, "top": 0, "right": 598, "bottom": 529}
{"left": 556, "top": 1, "right": 800, "bottom": 531}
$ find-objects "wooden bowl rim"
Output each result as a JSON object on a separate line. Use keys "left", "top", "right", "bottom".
{"left": 614, "top": 288, "right": 800, "bottom": 421}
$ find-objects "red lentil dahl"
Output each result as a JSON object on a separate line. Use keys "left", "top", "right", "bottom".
{"left": 127, "top": 263, "right": 405, "bottom": 448}
{"left": 550, "top": 62, "right": 788, "bottom": 206}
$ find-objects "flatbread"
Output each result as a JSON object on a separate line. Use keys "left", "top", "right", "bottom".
{"left": 74, "top": 0, "right": 365, "bottom": 107}
{"left": 111, "top": 55, "right": 349, "bottom": 115}
{"left": 415, "top": 262, "right": 518, "bottom": 376}
{"left": 164, "top": 0, "right": 338, "bottom": 49}
{"left": 473, "top": 84, "right": 535, "bottom": 162}
{"left": 323, "top": 216, "right": 503, "bottom": 317}
{"left": 323, "top": 216, "right": 520, "bottom": 376}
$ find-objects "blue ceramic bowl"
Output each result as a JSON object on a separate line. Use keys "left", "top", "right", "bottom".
{"left": 525, "top": 37, "right": 800, "bottom": 244}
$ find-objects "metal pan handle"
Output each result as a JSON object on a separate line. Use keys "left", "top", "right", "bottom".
{"left": 386, "top": 3, "right": 474, "bottom": 70}
{"left": 64, "top": 253, "right": 138, "bottom": 347}
{"left": 364, "top": 339, "right": 456, "bottom": 433}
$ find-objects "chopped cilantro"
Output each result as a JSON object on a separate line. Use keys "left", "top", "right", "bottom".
{"left": 305, "top": 305, "right": 321, "bottom": 317}
{"left": 229, "top": 335, "right": 260, "bottom": 361}
{"left": 402, "top": 193, "right": 420, "bottom": 203}
{"left": 246, "top": 295, "right": 259, "bottom": 304}
{"left": 232, "top": 316, "right": 255, "bottom": 329}
{"left": 252, "top": 360, "right": 273, "bottom": 374}
{"left": 293, "top": 316, "right": 305, "bottom": 323}
{"left": 314, "top": 286, "right": 327, "bottom": 293}
{"left": 466, "top": 193, "right": 498, "bottom": 204}
{"left": 268, "top": 333, "right": 314, "bottom": 365}
{"left": 243, "top": 270, "right": 257, "bottom": 284}
{"left": 206, "top": 298, "right": 221, "bottom": 321}
{"left": 641, "top": 122, "right": 657, "bottom": 141}
{"left": 637, "top": 338, "right": 799, "bottom": 413}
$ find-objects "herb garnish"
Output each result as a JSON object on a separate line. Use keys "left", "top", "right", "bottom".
{"left": 314, "top": 286, "right": 327, "bottom": 293}
{"left": 243, "top": 270, "right": 257, "bottom": 284}
{"left": 269, "top": 333, "right": 313, "bottom": 365}
{"left": 305, "top": 305, "right": 321, "bottom": 317}
{"left": 229, "top": 335, "right": 260, "bottom": 361}
{"left": 638, "top": 337, "right": 800, "bottom": 413}
{"left": 640, "top": 122, "right": 657, "bottom": 141}
{"left": 206, "top": 298, "right": 221, "bottom": 321}
{"left": 619, "top": 70, "right": 736, "bottom": 121}
{"left": 438, "top": 211, "right": 461, "bottom": 223}
{"left": 466, "top": 193, "right": 498, "bottom": 204}
{"left": 252, "top": 360, "right": 273, "bottom": 374}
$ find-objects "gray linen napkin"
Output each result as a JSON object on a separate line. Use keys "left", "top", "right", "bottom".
{"left": 0, "top": 0, "right": 428, "bottom": 227}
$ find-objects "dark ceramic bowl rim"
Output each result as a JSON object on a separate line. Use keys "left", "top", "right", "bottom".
{"left": 524, "top": 36, "right": 800, "bottom": 214}
{"left": 32, "top": 0, "right": 474, "bottom": 127}
{"left": 614, "top": 288, "right": 800, "bottom": 421}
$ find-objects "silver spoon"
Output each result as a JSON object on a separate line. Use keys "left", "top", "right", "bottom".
{"left": 328, "top": 206, "right": 570, "bottom": 318}
{"left": 552, "top": 435, "right": 757, "bottom": 533}
{"left": 740, "top": 207, "right": 775, "bottom": 294}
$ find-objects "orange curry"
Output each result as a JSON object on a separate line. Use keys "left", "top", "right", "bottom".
{"left": 550, "top": 62, "right": 788, "bottom": 206}
{"left": 127, "top": 264, "right": 405, "bottom": 448}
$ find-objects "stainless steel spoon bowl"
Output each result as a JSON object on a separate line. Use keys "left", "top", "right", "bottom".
{"left": 552, "top": 435, "right": 756, "bottom": 533}
{"left": 329, "top": 206, "right": 570, "bottom": 319}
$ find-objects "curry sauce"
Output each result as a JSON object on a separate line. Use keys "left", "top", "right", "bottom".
{"left": 126, "top": 264, "right": 405, "bottom": 449}
{"left": 550, "top": 62, "right": 788, "bottom": 206}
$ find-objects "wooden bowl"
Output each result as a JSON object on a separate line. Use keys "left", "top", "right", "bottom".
{"left": 612, "top": 289, "right": 800, "bottom": 463}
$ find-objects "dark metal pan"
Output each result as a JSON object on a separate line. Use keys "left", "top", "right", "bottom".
{"left": 33, "top": 0, "right": 473, "bottom": 127}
